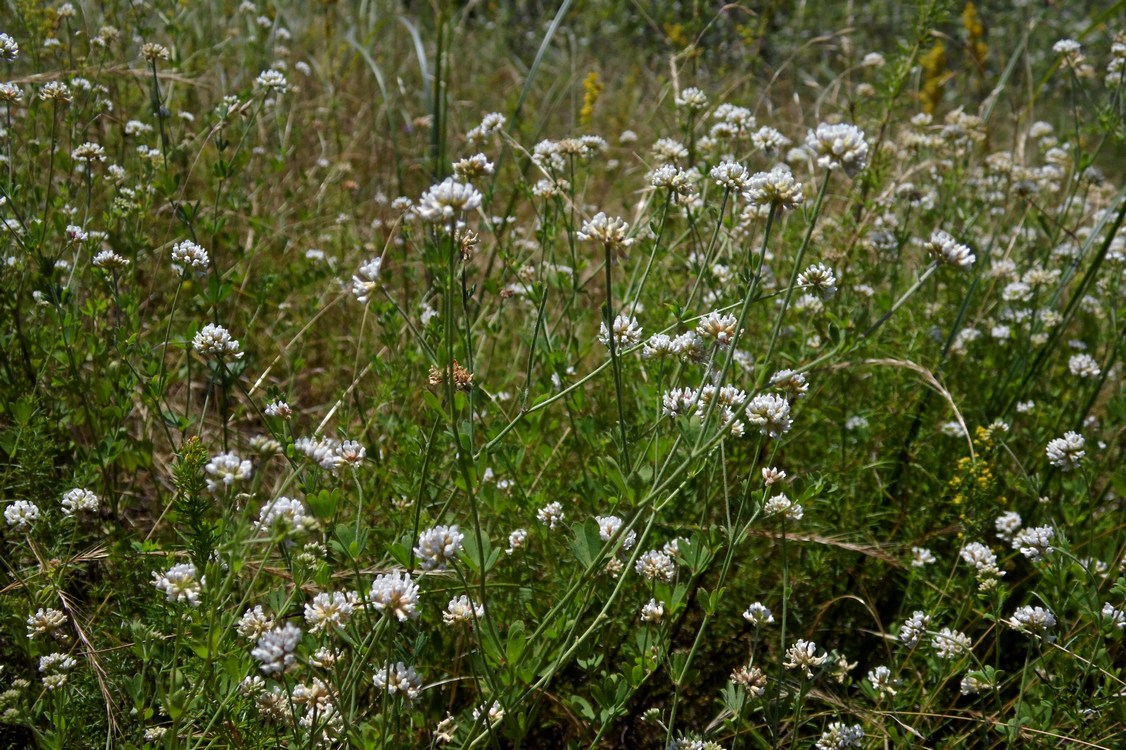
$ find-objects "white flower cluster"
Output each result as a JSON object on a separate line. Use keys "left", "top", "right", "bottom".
{"left": 171, "top": 240, "right": 209, "bottom": 274}
{"left": 806, "top": 122, "right": 869, "bottom": 176}
{"left": 251, "top": 623, "right": 302, "bottom": 675}
{"left": 1045, "top": 431, "right": 1084, "bottom": 470}
{"left": 370, "top": 570, "right": 419, "bottom": 621}
{"left": 152, "top": 562, "right": 203, "bottom": 607}
{"left": 255, "top": 496, "right": 315, "bottom": 535}
{"left": 925, "top": 229, "right": 976, "bottom": 270}
{"left": 414, "top": 524, "right": 464, "bottom": 570}
{"left": 373, "top": 662, "right": 422, "bottom": 700}
{"left": 204, "top": 451, "right": 252, "bottom": 491}
{"left": 193, "top": 324, "right": 243, "bottom": 359}
{"left": 598, "top": 313, "right": 642, "bottom": 349}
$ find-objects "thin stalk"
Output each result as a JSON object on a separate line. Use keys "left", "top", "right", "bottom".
{"left": 602, "top": 240, "right": 632, "bottom": 472}
{"left": 759, "top": 172, "right": 832, "bottom": 382}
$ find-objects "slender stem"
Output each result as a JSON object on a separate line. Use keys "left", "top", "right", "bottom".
{"left": 862, "top": 262, "right": 938, "bottom": 339}
{"left": 603, "top": 240, "right": 632, "bottom": 472}
{"left": 759, "top": 172, "right": 832, "bottom": 382}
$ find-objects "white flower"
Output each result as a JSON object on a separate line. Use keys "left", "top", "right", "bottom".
{"left": 252, "top": 623, "right": 302, "bottom": 675}
{"left": 171, "top": 240, "right": 209, "bottom": 274}
{"left": 537, "top": 501, "right": 565, "bottom": 529}
{"left": 294, "top": 436, "right": 344, "bottom": 472}
{"left": 92, "top": 250, "right": 129, "bottom": 269}
{"left": 866, "top": 665, "right": 898, "bottom": 698}
{"left": 635, "top": 550, "right": 676, "bottom": 582}
{"left": 1068, "top": 353, "right": 1100, "bottom": 378}
{"left": 417, "top": 178, "right": 482, "bottom": 226}
{"left": 193, "top": 324, "right": 243, "bottom": 359}
{"left": 152, "top": 563, "right": 203, "bottom": 607}
{"left": 264, "top": 400, "right": 292, "bottom": 418}
{"left": 784, "top": 639, "right": 828, "bottom": 678}
{"left": 898, "top": 611, "right": 931, "bottom": 648}
{"left": 578, "top": 212, "right": 633, "bottom": 252}
{"left": 932, "top": 627, "right": 972, "bottom": 659}
{"left": 710, "top": 161, "right": 751, "bottom": 190}
{"left": 39, "top": 652, "right": 76, "bottom": 689}
{"left": 745, "top": 394, "right": 793, "bottom": 437}
{"left": 71, "top": 142, "right": 106, "bottom": 163}
{"left": 770, "top": 369, "right": 809, "bottom": 400}
{"left": 1011, "top": 526, "right": 1055, "bottom": 562}
{"left": 452, "top": 153, "right": 494, "bottom": 181}
{"left": 960, "top": 671, "right": 992, "bottom": 695}
{"left": 1045, "top": 431, "right": 1084, "bottom": 470}
{"left": 255, "top": 69, "right": 288, "bottom": 94}
{"left": 696, "top": 311, "right": 738, "bottom": 346}
{"left": 414, "top": 524, "right": 464, "bottom": 570}
{"left": 5, "top": 500, "right": 41, "bottom": 529}
{"left": 305, "top": 592, "right": 354, "bottom": 633}
{"left": 599, "top": 314, "right": 642, "bottom": 349}
{"left": 60, "top": 488, "right": 98, "bottom": 516}
{"left": 763, "top": 493, "right": 803, "bottom": 521}
{"left": 0, "top": 32, "right": 19, "bottom": 61}
{"left": 204, "top": 452, "right": 252, "bottom": 491}
{"left": 805, "top": 122, "right": 869, "bottom": 176}
{"left": 762, "top": 466, "right": 786, "bottom": 486}
{"left": 27, "top": 608, "right": 67, "bottom": 639}
{"left": 370, "top": 570, "right": 419, "bottom": 621}
{"left": 443, "top": 595, "right": 485, "bottom": 625}
{"left": 596, "top": 515, "right": 636, "bottom": 550}
{"left": 351, "top": 257, "right": 382, "bottom": 303}
{"left": 472, "top": 700, "right": 504, "bottom": 725}
{"left": 815, "top": 722, "right": 865, "bottom": 749}
{"left": 798, "top": 263, "right": 838, "bottom": 298}
{"left": 674, "top": 86, "right": 708, "bottom": 110}
{"left": 506, "top": 528, "right": 527, "bottom": 555}
{"left": 925, "top": 229, "right": 976, "bottom": 270}
{"left": 1010, "top": 605, "right": 1057, "bottom": 640}
{"left": 994, "top": 511, "right": 1022, "bottom": 542}
{"left": 236, "top": 606, "right": 275, "bottom": 641}
{"left": 640, "top": 598, "right": 664, "bottom": 622}
{"left": 742, "top": 602, "right": 774, "bottom": 627}
{"left": 743, "top": 166, "right": 804, "bottom": 210}
{"left": 1101, "top": 603, "right": 1125, "bottom": 629}
{"left": 910, "top": 547, "right": 936, "bottom": 567}
{"left": 960, "top": 541, "right": 1004, "bottom": 580}
{"left": 373, "top": 662, "right": 422, "bottom": 701}
{"left": 643, "top": 333, "right": 678, "bottom": 359}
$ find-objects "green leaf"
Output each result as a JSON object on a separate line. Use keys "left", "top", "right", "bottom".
{"left": 506, "top": 620, "right": 526, "bottom": 666}
{"left": 569, "top": 518, "right": 603, "bottom": 567}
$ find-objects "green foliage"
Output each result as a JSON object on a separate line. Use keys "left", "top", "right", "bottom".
{"left": 1, "top": 1, "right": 1125, "bottom": 749}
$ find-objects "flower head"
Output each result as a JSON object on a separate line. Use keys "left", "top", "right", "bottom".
{"left": 743, "top": 166, "right": 804, "bottom": 210}
{"left": 806, "top": 122, "right": 869, "bottom": 176}
{"left": 414, "top": 525, "right": 464, "bottom": 570}
{"left": 351, "top": 257, "right": 382, "bottom": 303}
{"left": 171, "top": 240, "right": 209, "bottom": 274}
{"left": 784, "top": 639, "right": 828, "bottom": 678}
{"left": 152, "top": 563, "right": 203, "bottom": 607}
{"left": 252, "top": 623, "right": 302, "bottom": 675}
{"left": 1045, "top": 431, "right": 1084, "bottom": 470}
{"left": 193, "top": 324, "right": 243, "bottom": 359}
{"left": 370, "top": 570, "right": 419, "bottom": 621}
{"left": 745, "top": 394, "right": 793, "bottom": 437}
{"left": 578, "top": 212, "right": 633, "bottom": 253}
{"left": 1010, "top": 605, "right": 1056, "bottom": 640}
{"left": 925, "top": 230, "right": 975, "bottom": 270}
{"left": 60, "top": 488, "right": 98, "bottom": 516}
{"left": 5, "top": 500, "right": 41, "bottom": 529}
{"left": 417, "top": 178, "right": 481, "bottom": 227}
{"left": 255, "top": 69, "right": 288, "bottom": 94}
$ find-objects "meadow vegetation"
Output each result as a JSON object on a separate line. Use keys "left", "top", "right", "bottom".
{"left": 1, "top": 0, "right": 1125, "bottom": 747}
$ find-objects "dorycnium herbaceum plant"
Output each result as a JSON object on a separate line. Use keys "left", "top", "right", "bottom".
{"left": 2, "top": 0, "right": 1126, "bottom": 748}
